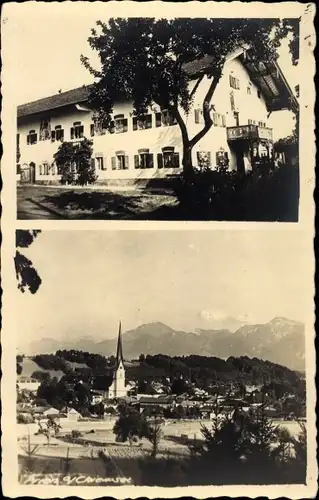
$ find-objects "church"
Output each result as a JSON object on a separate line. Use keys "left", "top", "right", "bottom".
{"left": 107, "top": 322, "right": 128, "bottom": 400}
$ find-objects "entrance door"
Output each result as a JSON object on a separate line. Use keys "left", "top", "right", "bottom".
{"left": 236, "top": 150, "right": 245, "bottom": 173}
{"left": 29, "top": 162, "right": 36, "bottom": 183}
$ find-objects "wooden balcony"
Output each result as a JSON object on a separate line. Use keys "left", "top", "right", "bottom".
{"left": 227, "top": 124, "right": 273, "bottom": 142}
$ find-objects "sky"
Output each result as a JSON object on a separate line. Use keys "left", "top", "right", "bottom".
{"left": 5, "top": 5, "right": 299, "bottom": 139}
{"left": 16, "top": 230, "right": 309, "bottom": 350}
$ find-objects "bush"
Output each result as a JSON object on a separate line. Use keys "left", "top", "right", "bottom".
{"left": 174, "top": 163, "right": 299, "bottom": 222}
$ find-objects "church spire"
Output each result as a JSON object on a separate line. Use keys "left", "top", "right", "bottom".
{"left": 116, "top": 321, "right": 124, "bottom": 368}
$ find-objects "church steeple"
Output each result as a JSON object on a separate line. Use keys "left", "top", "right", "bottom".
{"left": 115, "top": 321, "right": 124, "bottom": 368}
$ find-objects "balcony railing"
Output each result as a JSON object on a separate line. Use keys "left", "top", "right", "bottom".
{"left": 227, "top": 124, "right": 273, "bottom": 142}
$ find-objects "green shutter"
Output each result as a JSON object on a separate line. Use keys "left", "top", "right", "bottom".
{"left": 134, "top": 155, "right": 140, "bottom": 169}
{"left": 124, "top": 155, "right": 129, "bottom": 170}
{"left": 111, "top": 156, "right": 116, "bottom": 170}
{"left": 157, "top": 153, "right": 163, "bottom": 168}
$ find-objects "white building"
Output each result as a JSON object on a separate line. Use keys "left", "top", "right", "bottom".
{"left": 17, "top": 48, "right": 298, "bottom": 186}
{"left": 17, "top": 377, "right": 41, "bottom": 393}
{"left": 107, "top": 322, "right": 128, "bottom": 400}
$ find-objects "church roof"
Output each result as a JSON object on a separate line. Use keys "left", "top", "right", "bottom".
{"left": 115, "top": 321, "right": 124, "bottom": 368}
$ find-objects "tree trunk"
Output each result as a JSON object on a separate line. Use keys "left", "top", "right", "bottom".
{"left": 182, "top": 143, "right": 195, "bottom": 184}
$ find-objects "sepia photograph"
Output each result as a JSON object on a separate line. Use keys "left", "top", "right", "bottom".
{"left": 14, "top": 7, "right": 301, "bottom": 221}
{"left": 1, "top": 1, "right": 316, "bottom": 498}
{"left": 13, "top": 229, "right": 312, "bottom": 488}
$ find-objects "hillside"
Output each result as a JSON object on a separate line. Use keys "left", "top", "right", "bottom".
{"left": 20, "top": 318, "right": 305, "bottom": 371}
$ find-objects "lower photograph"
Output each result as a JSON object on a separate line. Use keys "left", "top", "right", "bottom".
{"left": 13, "top": 229, "right": 311, "bottom": 490}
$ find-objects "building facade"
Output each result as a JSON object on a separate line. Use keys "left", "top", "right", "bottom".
{"left": 17, "top": 48, "right": 297, "bottom": 186}
{"left": 107, "top": 322, "right": 128, "bottom": 400}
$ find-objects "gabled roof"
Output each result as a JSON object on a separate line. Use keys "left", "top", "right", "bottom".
{"left": 17, "top": 85, "right": 93, "bottom": 119}
{"left": 17, "top": 48, "right": 298, "bottom": 119}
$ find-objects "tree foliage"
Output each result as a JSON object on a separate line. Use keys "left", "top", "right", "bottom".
{"left": 53, "top": 138, "right": 97, "bottom": 186}
{"left": 15, "top": 230, "right": 42, "bottom": 294}
{"left": 82, "top": 17, "right": 298, "bottom": 179}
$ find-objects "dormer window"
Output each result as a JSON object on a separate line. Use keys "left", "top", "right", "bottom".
{"left": 27, "top": 130, "right": 37, "bottom": 145}
{"left": 70, "top": 121, "right": 84, "bottom": 139}
{"left": 51, "top": 125, "right": 64, "bottom": 142}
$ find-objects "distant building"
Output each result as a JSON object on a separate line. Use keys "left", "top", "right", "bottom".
{"left": 17, "top": 377, "right": 41, "bottom": 393}
{"left": 107, "top": 322, "right": 128, "bottom": 399}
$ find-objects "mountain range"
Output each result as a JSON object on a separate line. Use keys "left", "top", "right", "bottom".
{"left": 22, "top": 317, "right": 305, "bottom": 371}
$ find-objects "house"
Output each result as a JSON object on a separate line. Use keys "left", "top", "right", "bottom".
{"left": 17, "top": 377, "right": 41, "bottom": 393}
{"left": 17, "top": 47, "right": 298, "bottom": 186}
{"left": 67, "top": 408, "right": 80, "bottom": 422}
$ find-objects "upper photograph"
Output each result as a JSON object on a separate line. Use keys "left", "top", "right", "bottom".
{"left": 16, "top": 15, "right": 300, "bottom": 221}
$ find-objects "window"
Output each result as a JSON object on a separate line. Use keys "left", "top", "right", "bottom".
{"left": 134, "top": 151, "right": 154, "bottom": 169}
{"left": 216, "top": 150, "right": 229, "bottom": 168}
{"left": 90, "top": 124, "right": 95, "bottom": 137}
{"left": 114, "top": 115, "right": 128, "bottom": 134}
{"left": 133, "top": 114, "right": 152, "bottom": 131}
{"left": 212, "top": 113, "right": 226, "bottom": 127}
{"left": 155, "top": 110, "right": 177, "bottom": 127}
{"left": 111, "top": 152, "right": 129, "bottom": 170}
{"left": 70, "top": 122, "right": 84, "bottom": 139}
{"left": 27, "top": 130, "right": 37, "bottom": 145}
{"left": 258, "top": 121, "right": 266, "bottom": 128}
{"left": 39, "top": 118, "right": 51, "bottom": 141}
{"left": 42, "top": 162, "right": 49, "bottom": 175}
{"left": 16, "top": 164, "right": 21, "bottom": 175}
{"left": 197, "top": 151, "right": 211, "bottom": 170}
{"left": 233, "top": 112, "right": 240, "bottom": 127}
{"left": 229, "top": 75, "right": 240, "bottom": 90}
{"left": 230, "top": 91, "right": 236, "bottom": 111}
{"left": 96, "top": 156, "right": 107, "bottom": 171}
{"left": 247, "top": 85, "right": 251, "bottom": 95}
{"left": 157, "top": 148, "right": 180, "bottom": 168}
{"left": 51, "top": 125, "right": 64, "bottom": 142}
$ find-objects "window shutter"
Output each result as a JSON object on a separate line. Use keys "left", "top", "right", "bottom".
{"left": 39, "top": 165, "right": 42, "bottom": 175}
{"left": 134, "top": 155, "right": 140, "bottom": 169}
{"left": 51, "top": 130, "right": 56, "bottom": 142}
{"left": 222, "top": 115, "right": 226, "bottom": 127}
{"left": 123, "top": 119, "right": 128, "bottom": 133}
{"left": 124, "top": 155, "right": 129, "bottom": 170}
{"left": 60, "top": 130, "right": 64, "bottom": 141}
{"left": 102, "top": 156, "right": 107, "bottom": 170}
{"left": 90, "top": 124, "right": 95, "bottom": 137}
{"left": 80, "top": 125, "right": 84, "bottom": 137}
{"left": 71, "top": 127, "right": 75, "bottom": 140}
{"left": 207, "top": 152, "right": 212, "bottom": 166}
{"left": 111, "top": 156, "right": 117, "bottom": 170}
{"left": 173, "top": 153, "right": 180, "bottom": 168}
{"left": 148, "top": 154, "right": 154, "bottom": 168}
{"left": 155, "top": 112, "right": 162, "bottom": 127}
{"left": 194, "top": 109, "right": 200, "bottom": 124}
{"left": 133, "top": 118, "right": 138, "bottom": 131}
{"left": 157, "top": 153, "right": 163, "bottom": 168}
{"left": 91, "top": 158, "right": 95, "bottom": 170}
{"left": 146, "top": 115, "right": 152, "bottom": 129}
